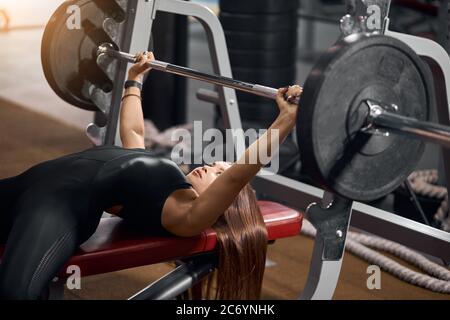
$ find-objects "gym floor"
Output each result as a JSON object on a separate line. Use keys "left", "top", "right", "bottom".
{"left": 0, "top": 3, "right": 448, "bottom": 300}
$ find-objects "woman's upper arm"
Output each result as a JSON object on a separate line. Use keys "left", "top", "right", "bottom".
{"left": 162, "top": 164, "right": 258, "bottom": 236}
{"left": 161, "top": 188, "right": 199, "bottom": 237}
{"left": 175, "top": 166, "right": 250, "bottom": 235}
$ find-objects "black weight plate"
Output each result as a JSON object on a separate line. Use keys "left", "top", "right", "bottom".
{"left": 233, "top": 65, "right": 296, "bottom": 88}
{"left": 239, "top": 101, "right": 279, "bottom": 122}
{"left": 297, "top": 34, "right": 432, "bottom": 201}
{"left": 229, "top": 48, "right": 296, "bottom": 68}
{"left": 220, "top": 12, "right": 298, "bottom": 32}
{"left": 42, "top": 0, "right": 120, "bottom": 111}
{"left": 219, "top": 0, "right": 299, "bottom": 14}
{"left": 225, "top": 29, "right": 297, "bottom": 51}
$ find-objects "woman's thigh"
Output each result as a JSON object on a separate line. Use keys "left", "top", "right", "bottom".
{"left": 0, "top": 190, "right": 100, "bottom": 300}
{"left": 0, "top": 154, "right": 82, "bottom": 234}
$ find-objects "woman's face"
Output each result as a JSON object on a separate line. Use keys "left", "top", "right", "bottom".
{"left": 186, "top": 161, "right": 231, "bottom": 194}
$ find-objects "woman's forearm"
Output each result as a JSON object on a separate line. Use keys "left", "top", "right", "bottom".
{"left": 120, "top": 52, "right": 153, "bottom": 149}
{"left": 185, "top": 111, "right": 296, "bottom": 234}
{"left": 120, "top": 86, "right": 144, "bottom": 134}
{"left": 184, "top": 88, "right": 299, "bottom": 234}
{"left": 119, "top": 82, "right": 145, "bottom": 148}
{"left": 231, "top": 110, "right": 296, "bottom": 182}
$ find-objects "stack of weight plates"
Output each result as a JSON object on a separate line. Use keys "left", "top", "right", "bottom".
{"left": 218, "top": 0, "right": 300, "bottom": 175}
{"left": 219, "top": 0, "right": 299, "bottom": 127}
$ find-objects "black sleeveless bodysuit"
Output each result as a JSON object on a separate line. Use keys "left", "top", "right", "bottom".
{"left": 0, "top": 146, "right": 192, "bottom": 299}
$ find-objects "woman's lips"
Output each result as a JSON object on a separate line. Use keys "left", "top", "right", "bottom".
{"left": 195, "top": 169, "right": 202, "bottom": 178}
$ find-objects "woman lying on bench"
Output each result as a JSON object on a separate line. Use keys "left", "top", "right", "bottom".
{"left": 0, "top": 52, "right": 301, "bottom": 300}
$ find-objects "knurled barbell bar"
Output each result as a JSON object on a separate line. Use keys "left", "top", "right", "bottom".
{"left": 97, "top": 43, "right": 301, "bottom": 104}
{"left": 41, "top": 1, "right": 449, "bottom": 201}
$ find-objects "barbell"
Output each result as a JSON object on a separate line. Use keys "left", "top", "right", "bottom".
{"left": 41, "top": 1, "right": 450, "bottom": 201}
{"left": 96, "top": 43, "right": 299, "bottom": 105}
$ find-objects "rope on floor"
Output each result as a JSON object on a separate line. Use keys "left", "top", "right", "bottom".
{"left": 408, "top": 169, "right": 450, "bottom": 231}
{"left": 300, "top": 220, "right": 450, "bottom": 294}
{"left": 347, "top": 232, "right": 450, "bottom": 281}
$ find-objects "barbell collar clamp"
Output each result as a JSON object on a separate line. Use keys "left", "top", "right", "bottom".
{"left": 365, "top": 100, "right": 450, "bottom": 149}
{"left": 97, "top": 43, "right": 136, "bottom": 64}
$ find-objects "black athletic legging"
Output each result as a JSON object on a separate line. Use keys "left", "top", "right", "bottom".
{"left": 0, "top": 146, "right": 191, "bottom": 299}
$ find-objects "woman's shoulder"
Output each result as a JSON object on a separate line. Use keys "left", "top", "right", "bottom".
{"left": 118, "top": 153, "right": 186, "bottom": 179}
{"left": 89, "top": 146, "right": 187, "bottom": 182}
{"left": 78, "top": 145, "right": 149, "bottom": 162}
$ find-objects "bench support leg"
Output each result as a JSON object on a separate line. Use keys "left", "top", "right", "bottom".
{"left": 299, "top": 192, "right": 353, "bottom": 300}
{"left": 128, "top": 253, "right": 217, "bottom": 300}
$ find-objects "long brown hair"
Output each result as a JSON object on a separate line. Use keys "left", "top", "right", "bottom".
{"left": 191, "top": 184, "right": 268, "bottom": 299}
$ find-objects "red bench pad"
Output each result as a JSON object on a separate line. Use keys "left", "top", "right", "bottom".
{"left": 0, "top": 201, "right": 302, "bottom": 278}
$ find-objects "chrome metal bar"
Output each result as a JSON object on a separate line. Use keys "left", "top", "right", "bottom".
{"left": 128, "top": 254, "right": 216, "bottom": 300}
{"left": 97, "top": 43, "right": 299, "bottom": 104}
{"left": 196, "top": 88, "right": 220, "bottom": 105}
{"left": 368, "top": 103, "right": 450, "bottom": 148}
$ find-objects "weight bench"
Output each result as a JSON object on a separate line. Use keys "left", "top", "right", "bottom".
{"left": 13, "top": 200, "right": 299, "bottom": 300}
